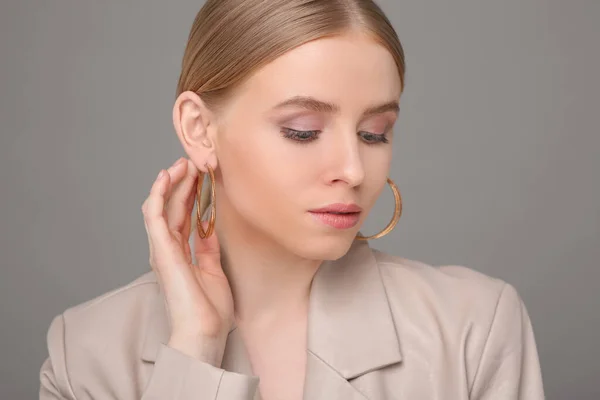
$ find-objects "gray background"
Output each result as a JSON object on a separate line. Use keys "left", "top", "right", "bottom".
{"left": 1, "top": 1, "right": 598, "bottom": 399}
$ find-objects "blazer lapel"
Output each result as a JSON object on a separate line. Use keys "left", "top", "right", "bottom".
{"left": 141, "top": 237, "right": 402, "bottom": 400}
{"left": 302, "top": 238, "right": 403, "bottom": 399}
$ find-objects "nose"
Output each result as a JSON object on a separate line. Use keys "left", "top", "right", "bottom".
{"left": 325, "top": 130, "right": 365, "bottom": 187}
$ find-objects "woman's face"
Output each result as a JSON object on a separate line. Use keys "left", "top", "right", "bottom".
{"left": 207, "top": 32, "right": 401, "bottom": 261}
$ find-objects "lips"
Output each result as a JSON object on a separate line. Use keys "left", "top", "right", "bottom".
{"left": 309, "top": 203, "right": 362, "bottom": 213}
{"left": 308, "top": 203, "right": 362, "bottom": 229}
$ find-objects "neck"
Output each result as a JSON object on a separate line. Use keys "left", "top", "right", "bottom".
{"left": 213, "top": 205, "right": 322, "bottom": 330}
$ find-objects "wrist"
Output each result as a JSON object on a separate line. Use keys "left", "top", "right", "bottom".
{"left": 167, "top": 331, "right": 227, "bottom": 366}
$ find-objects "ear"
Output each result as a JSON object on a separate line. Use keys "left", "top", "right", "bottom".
{"left": 172, "top": 91, "right": 218, "bottom": 173}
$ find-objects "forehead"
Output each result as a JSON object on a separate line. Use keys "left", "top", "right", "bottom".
{"left": 230, "top": 33, "right": 402, "bottom": 113}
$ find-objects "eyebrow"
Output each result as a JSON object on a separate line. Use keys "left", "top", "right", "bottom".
{"left": 272, "top": 96, "right": 400, "bottom": 117}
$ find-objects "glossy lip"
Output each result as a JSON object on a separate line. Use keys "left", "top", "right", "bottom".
{"left": 308, "top": 203, "right": 362, "bottom": 230}
{"left": 308, "top": 203, "right": 363, "bottom": 213}
{"left": 309, "top": 211, "right": 361, "bottom": 229}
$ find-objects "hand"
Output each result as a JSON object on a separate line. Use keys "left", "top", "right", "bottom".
{"left": 141, "top": 157, "right": 234, "bottom": 364}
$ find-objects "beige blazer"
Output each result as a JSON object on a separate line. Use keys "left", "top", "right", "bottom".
{"left": 39, "top": 239, "right": 545, "bottom": 399}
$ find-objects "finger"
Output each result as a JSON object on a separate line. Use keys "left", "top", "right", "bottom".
{"left": 166, "top": 159, "right": 199, "bottom": 236}
{"left": 179, "top": 174, "right": 198, "bottom": 249}
{"left": 163, "top": 157, "right": 189, "bottom": 205}
{"left": 143, "top": 169, "right": 192, "bottom": 282}
{"left": 193, "top": 220, "right": 223, "bottom": 276}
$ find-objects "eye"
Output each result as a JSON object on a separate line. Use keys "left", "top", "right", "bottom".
{"left": 280, "top": 128, "right": 320, "bottom": 143}
{"left": 359, "top": 131, "right": 389, "bottom": 144}
{"left": 280, "top": 128, "right": 390, "bottom": 145}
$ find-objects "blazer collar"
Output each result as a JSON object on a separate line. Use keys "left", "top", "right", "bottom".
{"left": 305, "top": 237, "right": 402, "bottom": 379}
{"left": 141, "top": 237, "right": 402, "bottom": 393}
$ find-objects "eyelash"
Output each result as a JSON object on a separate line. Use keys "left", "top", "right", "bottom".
{"left": 280, "top": 128, "right": 389, "bottom": 145}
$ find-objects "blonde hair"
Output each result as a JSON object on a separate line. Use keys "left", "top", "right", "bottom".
{"left": 178, "top": 0, "right": 406, "bottom": 231}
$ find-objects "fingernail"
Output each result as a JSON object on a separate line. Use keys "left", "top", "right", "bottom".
{"left": 157, "top": 170, "right": 166, "bottom": 180}
{"left": 175, "top": 157, "right": 186, "bottom": 166}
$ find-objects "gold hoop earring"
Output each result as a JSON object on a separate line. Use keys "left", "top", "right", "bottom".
{"left": 355, "top": 177, "right": 402, "bottom": 240}
{"left": 196, "top": 164, "right": 216, "bottom": 238}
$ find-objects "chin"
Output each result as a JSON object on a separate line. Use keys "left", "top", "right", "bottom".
{"left": 293, "top": 231, "right": 357, "bottom": 261}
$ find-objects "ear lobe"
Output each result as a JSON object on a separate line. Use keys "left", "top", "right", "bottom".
{"left": 172, "top": 91, "right": 219, "bottom": 172}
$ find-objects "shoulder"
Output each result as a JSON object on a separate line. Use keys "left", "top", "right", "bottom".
{"left": 370, "top": 250, "right": 541, "bottom": 393}
{"left": 374, "top": 248, "right": 511, "bottom": 293}
{"left": 371, "top": 249, "right": 529, "bottom": 355}
{"left": 42, "top": 271, "right": 160, "bottom": 396}
{"left": 372, "top": 249, "right": 517, "bottom": 314}
{"left": 48, "top": 270, "right": 159, "bottom": 339}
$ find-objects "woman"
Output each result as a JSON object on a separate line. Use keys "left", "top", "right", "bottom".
{"left": 39, "top": 0, "right": 545, "bottom": 399}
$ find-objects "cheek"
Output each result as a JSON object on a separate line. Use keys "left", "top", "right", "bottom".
{"left": 362, "top": 155, "right": 393, "bottom": 209}
{"left": 362, "top": 179, "right": 386, "bottom": 214}
{"left": 218, "top": 123, "right": 304, "bottom": 220}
